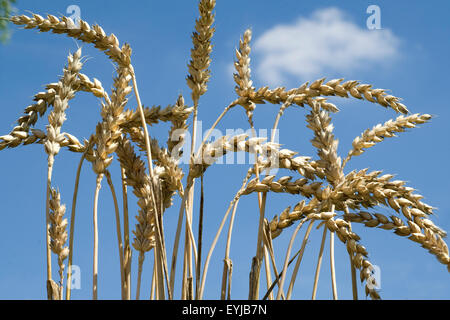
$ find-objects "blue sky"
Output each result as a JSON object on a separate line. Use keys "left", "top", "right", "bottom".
{"left": 0, "top": 0, "right": 449, "bottom": 299}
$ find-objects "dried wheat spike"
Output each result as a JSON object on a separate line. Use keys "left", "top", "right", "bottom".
{"left": 335, "top": 169, "right": 440, "bottom": 226}
{"left": 122, "top": 103, "right": 194, "bottom": 129}
{"left": 77, "top": 73, "right": 109, "bottom": 98}
{"left": 48, "top": 188, "right": 69, "bottom": 288}
{"left": 268, "top": 198, "right": 321, "bottom": 239}
{"left": 91, "top": 66, "right": 131, "bottom": 175}
{"left": 256, "top": 149, "right": 325, "bottom": 181}
{"left": 306, "top": 100, "right": 344, "bottom": 186}
{"left": 10, "top": 14, "right": 132, "bottom": 67}
{"left": 126, "top": 126, "right": 184, "bottom": 203}
{"left": 20, "top": 129, "right": 89, "bottom": 155}
{"left": 186, "top": 0, "right": 216, "bottom": 103}
{"left": 242, "top": 175, "right": 323, "bottom": 199}
{"left": 324, "top": 217, "right": 381, "bottom": 299}
{"left": 271, "top": 208, "right": 381, "bottom": 299}
{"left": 150, "top": 139, "right": 185, "bottom": 204}
{"left": 344, "top": 113, "right": 432, "bottom": 165}
{"left": 116, "top": 137, "right": 157, "bottom": 252}
{"left": 248, "top": 78, "right": 408, "bottom": 114}
{"left": 44, "top": 49, "right": 83, "bottom": 165}
{"left": 234, "top": 29, "right": 256, "bottom": 122}
{"left": 188, "top": 135, "right": 280, "bottom": 180}
{"left": 234, "top": 29, "right": 254, "bottom": 98}
{"left": 409, "top": 230, "right": 450, "bottom": 269}
{"left": 345, "top": 211, "right": 450, "bottom": 271}
{"left": 167, "top": 95, "right": 190, "bottom": 159}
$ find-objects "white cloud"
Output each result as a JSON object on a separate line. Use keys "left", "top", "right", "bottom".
{"left": 253, "top": 7, "right": 400, "bottom": 86}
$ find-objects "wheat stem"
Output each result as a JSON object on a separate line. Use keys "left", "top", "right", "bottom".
{"left": 92, "top": 174, "right": 103, "bottom": 299}
{"left": 263, "top": 246, "right": 272, "bottom": 300}
{"left": 199, "top": 193, "right": 241, "bottom": 299}
{"left": 196, "top": 102, "right": 237, "bottom": 156}
{"left": 220, "top": 199, "right": 239, "bottom": 299}
{"left": 129, "top": 66, "right": 154, "bottom": 178}
{"left": 312, "top": 225, "right": 327, "bottom": 299}
{"left": 129, "top": 66, "right": 168, "bottom": 300}
{"left": 286, "top": 219, "right": 315, "bottom": 299}
{"left": 154, "top": 184, "right": 168, "bottom": 300}
{"left": 329, "top": 205, "right": 338, "bottom": 300}
{"left": 105, "top": 170, "right": 125, "bottom": 299}
{"left": 276, "top": 218, "right": 307, "bottom": 300}
{"left": 169, "top": 196, "right": 186, "bottom": 295}
{"left": 150, "top": 264, "right": 156, "bottom": 300}
{"left": 136, "top": 251, "right": 145, "bottom": 300}
{"left": 249, "top": 124, "right": 265, "bottom": 300}
{"left": 347, "top": 219, "right": 358, "bottom": 300}
{"left": 66, "top": 142, "right": 91, "bottom": 300}
{"left": 195, "top": 174, "right": 205, "bottom": 299}
{"left": 120, "top": 165, "right": 131, "bottom": 300}
{"left": 45, "top": 160, "right": 53, "bottom": 288}
{"left": 261, "top": 222, "right": 280, "bottom": 300}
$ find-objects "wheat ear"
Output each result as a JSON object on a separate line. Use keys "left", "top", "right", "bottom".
{"left": 311, "top": 225, "right": 327, "bottom": 299}
{"left": 343, "top": 113, "right": 432, "bottom": 166}
{"left": 116, "top": 138, "right": 155, "bottom": 291}
{"left": 48, "top": 188, "right": 69, "bottom": 299}
{"left": 44, "top": 48, "right": 82, "bottom": 295}
{"left": 122, "top": 103, "right": 193, "bottom": 130}
{"left": 246, "top": 78, "right": 409, "bottom": 114}
{"left": 11, "top": 14, "right": 131, "bottom": 67}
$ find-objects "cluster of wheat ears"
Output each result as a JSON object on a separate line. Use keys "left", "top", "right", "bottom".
{"left": 1, "top": 0, "right": 449, "bottom": 300}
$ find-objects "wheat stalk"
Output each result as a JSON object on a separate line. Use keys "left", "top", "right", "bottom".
{"left": 182, "top": 0, "right": 217, "bottom": 299}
